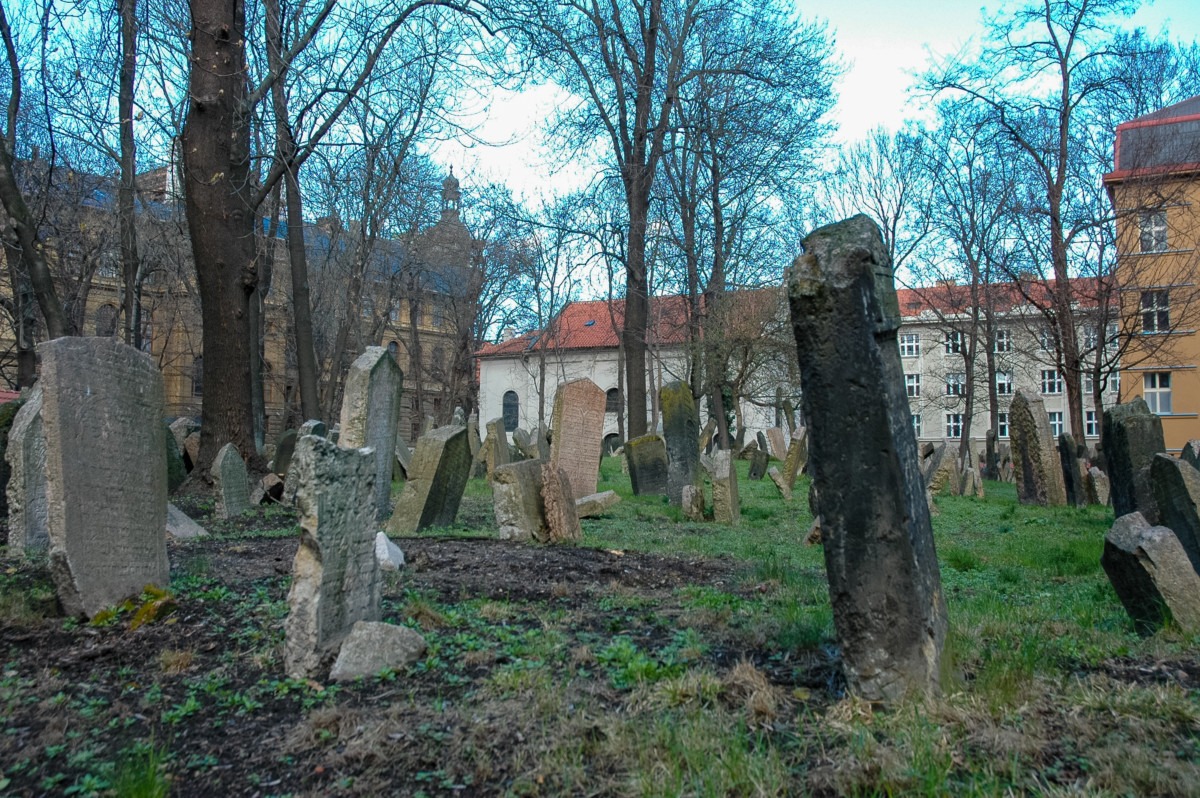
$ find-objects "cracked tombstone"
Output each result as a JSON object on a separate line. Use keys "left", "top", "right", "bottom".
{"left": 1104, "top": 399, "right": 1165, "bottom": 520}
{"left": 338, "top": 347, "right": 403, "bottom": 520}
{"left": 283, "top": 435, "right": 380, "bottom": 679}
{"left": 387, "top": 425, "right": 471, "bottom": 534}
{"left": 1009, "top": 391, "right": 1066, "bottom": 506}
{"left": 787, "top": 214, "right": 947, "bottom": 701}
{"left": 39, "top": 338, "right": 170, "bottom": 619}
{"left": 549, "top": 378, "right": 606, "bottom": 500}
{"left": 661, "top": 381, "right": 700, "bottom": 505}
{"left": 6, "top": 386, "right": 47, "bottom": 556}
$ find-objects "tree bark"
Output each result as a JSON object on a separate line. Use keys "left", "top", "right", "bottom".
{"left": 118, "top": 0, "right": 141, "bottom": 349}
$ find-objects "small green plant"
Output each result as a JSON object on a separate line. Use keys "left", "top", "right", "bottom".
{"left": 112, "top": 741, "right": 171, "bottom": 798}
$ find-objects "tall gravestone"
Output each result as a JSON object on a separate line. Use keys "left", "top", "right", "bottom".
{"left": 1104, "top": 399, "right": 1165, "bottom": 519}
{"left": 1009, "top": 391, "right": 1067, "bottom": 506}
{"left": 766, "top": 427, "right": 788, "bottom": 461}
{"left": 272, "top": 428, "right": 298, "bottom": 477}
{"left": 709, "top": 449, "right": 740, "bottom": 525}
{"left": 1149, "top": 453, "right": 1200, "bottom": 574}
{"left": 1058, "top": 433, "right": 1086, "bottom": 507}
{"left": 1101, "top": 511, "right": 1200, "bottom": 635}
{"left": 660, "top": 381, "right": 700, "bottom": 505}
{"left": 625, "top": 434, "right": 668, "bottom": 496}
{"left": 338, "top": 347, "right": 403, "bottom": 520}
{"left": 212, "top": 442, "right": 250, "bottom": 518}
{"left": 6, "top": 386, "right": 47, "bottom": 556}
{"left": 485, "top": 418, "right": 511, "bottom": 480}
{"left": 549, "top": 378, "right": 606, "bottom": 499}
{"left": 388, "top": 425, "right": 471, "bottom": 534}
{"left": 283, "top": 435, "right": 380, "bottom": 678}
{"left": 787, "top": 215, "right": 946, "bottom": 701}
{"left": 39, "top": 338, "right": 169, "bottom": 619}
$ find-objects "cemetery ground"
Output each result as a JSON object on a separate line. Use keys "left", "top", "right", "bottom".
{"left": 2, "top": 460, "right": 1199, "bottom": 797}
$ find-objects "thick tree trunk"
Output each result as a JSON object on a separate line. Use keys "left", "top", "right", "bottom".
{"left": 118, "top": 0, "right": 140, "bottom": 349}
{"left": 183, "top": 0, "right": 259, "bottom": 472}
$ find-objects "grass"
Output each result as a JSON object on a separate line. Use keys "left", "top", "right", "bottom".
{"left": 3, "top": 453, "right": 1199, "bottom": 795}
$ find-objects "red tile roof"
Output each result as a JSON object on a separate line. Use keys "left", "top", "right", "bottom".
{"left": 1104, "top": 94, "right": 1200, "bottom": 182}
{"left": 895, "top": 277, "right": 1105, "bottom": 318}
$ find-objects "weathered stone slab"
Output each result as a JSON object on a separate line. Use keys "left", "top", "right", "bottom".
{"left": 1104, "top": 398, "right": 1165, "bottom": 519}
{"left": 338, "top": 347, "right": 404, "bottom": 520}
{"left": 787, "top": 215, "right": 946, "bottom": 701}
{"left": 698, "top": 417, "right": 717, "bottom": 453}
{"left": 387, "top": 425, "right": 471, "bottom": 534}
{"left": 1009, "top": 391, "right": 1066, "bottom": 506}
{"left": 166, "top": 503, "right": 207, "bottom": 539}
{"left": 375, "top": 532, "right": 405, "bottom": 571}
{"left": 394, "top": 435, "right": 412, "bottom": 480}
{"left": 284, "top": 435, "right": 380, "bottom": 679}
{"left": 549, "top": 378, "right": 606, "bottom": 500}
{"left": 541, "top": 462, "right": 582, "bottom": 542}
{"left": 164, "top": 425, "right": 186, "bottom": 493}
{"left": 183, "top": 432, "right": 200, "bottom": 472}
{"left": 485, "top": 418, "right": 511, "bottom": 480}
{"left": 1150, "top": 453, "right": 1200, "bottom": 574}
{"left": 782, "top": 427, "right": 808, "bottom": 489}
{"left": 661, "top": 381, "right": 700, "bottom": 505}
{"left": 212, "top": 443, "right": 250, "bottom": 518}
{"left": 250, "top": 473, "right": 285, "bottom": 505}
{"left": 682, "top": 484, "right": 706, "bottom": 521}
{"left": 299, "top": 419, "right": 327, "bottom": 438}
{"left": 1058, "top": 433, "right": 1086, "bottom": 507}
{"left": 329, "top": 621, "right": 427, "bottom": 682}
{"left": 709, "top": 449, "right": 740, "bottom": 526}
{"left": 625, "top": 434, "right": 668, "bottom": 496}
{"left": 748, "top": 449, "right": 769, "bottom": 480}
{"left": 766, "top": 427, "right": 788, "bottom": 461}
{"left": 1181, "top": 440, "right": 1200, "bottom": 471}
{"left": 272, "top": 428, "right": 298, "bottom": 477}
{"left": 767, "top": 465, "right": 792, "bottom": 500}
{"left": 1087, "top": 466, "right": 1110, "bottom": 506}
{"left": 492, "top": 459, "right": 547, "bottom": 541}
{"left": 1101, "top": 512, "right": 1200, "bottom": 635}
{"left": 6, "top": 387, "right": 47, "bottom": 556}
{"left": 39, "top": 337, "right": 169, "bottom": 619}
{"left": 575, "top": 490, "right": 621, "bottom": 518}
{"left": 168, "top": 417, "right": 195, "bottom": 462}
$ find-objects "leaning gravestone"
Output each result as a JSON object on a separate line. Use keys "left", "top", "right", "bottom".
{"left": 283, "top": 435, "right": 380, "bottom": 678}
{"left": 39, "top": 337, "right": 169, "bottom": 619}
{"left": 1009, "top": 391, "right": 1067, "bottom": 506}
{"left": 388, "top": 425, "right": 471, "bottom": 534}
{"left": 709, "top": 449, "right": 740, "bottom": 525}
{"left": 766, "top": 427, "right": 788, "bottom": 461}
{"left": 6, "top": 387, "right": 47, "bottom": 556}
{"left": 1058, "top": 433, "right": 1086, "bottom": 507}
{"left": 1181, "top": 440, "right": 1200, "bottom": 471}
{"left": 625, "top": 434, "right": 668, "bottom": 496}
{"left": 1101, "top": 512, "right": 1200, "bottom": 635}
{"left": 492, "top": 459, "right": 548, "bottom": 541}
{"left": 661, "top": 381, "right": 700, "bottom": 505}
{"left": 1149, "top": 453, "right": 1200, "bottom": 574}
{"left": 748, "top": 449, "right": 769, "bottom": 480}
{"left": 549, "top": 378, "right": 606, "bottom": 499}
{"left": 272, "top": 428, "right": 298, "bottom": 478}
{"left": 540, "top": 462, "right": 582, "bottom": 542}
{"left": 484, "top": 418, "right": 511, "bottom": 480}
{"left": 338, "top": 346, "right": 403, "bottom": 520}
{"left": 212, "top": 442, "right": 250, "bottom": 518}
{"left": 787, "top": 215, "right": 946, "bottom": 701}
{"left": 1104, "top": 398, "right": 1165, "bottom": 519}
{"left": 782, "top": 426, "right": 808, "bottom": 489}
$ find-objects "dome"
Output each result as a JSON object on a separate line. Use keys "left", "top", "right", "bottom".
{"left": 442, "top": 168, "right": 460, "bottom": 191}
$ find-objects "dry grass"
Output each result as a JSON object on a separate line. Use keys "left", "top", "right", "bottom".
{"left": 158, "top": 648, "right": 194, "bottom": 674}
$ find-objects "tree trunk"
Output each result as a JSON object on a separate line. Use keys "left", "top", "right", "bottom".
{"left": 183, "top": 0, "right": 259, "bottom": 471}
{"left": 118, "top": 0, "right": 141, "bottom": 349}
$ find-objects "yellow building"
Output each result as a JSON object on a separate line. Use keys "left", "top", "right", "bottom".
{"left": 1105, "top": 95, "right": 1200, "bottom": 451}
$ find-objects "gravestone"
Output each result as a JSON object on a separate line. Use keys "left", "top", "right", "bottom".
{"left": 166, "top": 503, "right": 207, "bottom": 539}
{"left": 1087, "top": 466, "right": 1110, "bottom": 506}
{"left": 1101, "top": 512, "right": 1200, "bottom": 635}
{"left": 39, "top": 337, "right": 169, "bottom": 619}
{"left": 212, "top": 443, "right": 250, "bottom": 518}
{"left": 549, "top": 378, "right": 606, "bottom": 499}
{"left": 660, "top": 381, "right": 700, "bottom": 505}
{"left": 299, "top": 419, "right": 327, "bottom": 438}
{"left": 1104, "top": 398, "right": 1165, "bottom": 519}
{"left": 787, "top": 215, "right": 946, "bottom": 701}
{"left": 272, "top": 428, "right": 298, "bottom": 477}
{"left": 575, "top": 490, "right": 621, "bottom": 518}
{"left": 485, "top": 418, "right": 511, "bottom": 479}
{"left": 329, "top": 621, "right": 426, "bottom": 682}
{"left": 6, "top": 387, "right": 47, "bottom": 556}
{"left": 540, "top": 462, "right": 582, "bottom": 542}
{"left": 748, "top": 449, "right": 769, "bottom": 480}
{"left": 766, "top": 427, "right": 788, "bottom": 461}
{"left": 782, "top": 427, "right": 808, "bottom": 489}
{"left": 338, "top": 347, "right": 404, "bottom": 520}
{"left": 388, "top": 425, "right": 471, "bottom": 534}
{"left": 625, "top": 434, "right": 668, "bottom": 496}
{"left": 1149, "top": 453, "right": 1200, "bottom": 574}
{"left": 466, "top": 411, "right": 482, "bottom": 476}
{"left": 756, "top": 431, "right": 770, "bottom": 457}
{"left": 1009, "top": 391, "right": 1067, "bottom": 506}
{"left": 183, "top": 432, "right": 200, "bottom": 472}
{"left": 782, "top": 398, "right": 797, "bottom": 434}
{"left": 1058, "top": 433, "right": 1086, "bottom": 507}
{"left": 168, "top": 417, "right": 195, "bottom": 462}
{"left": 682, "top": 484, "right": 706, "bottom": 521}
{"left": 394, "top": 435, "right": 412, "bottom": 480}
{"left": 164, "top": 426, "right": 186, "bottom": 493}
{"left": 709, "top": 449, "right": 740, "bottom": 525}
{"left": 1181, "top": 440, "right": 1200, "bottom": 471}
{"left": 283, "top": 435, "right": 380, "bottom": 679}
{"left": 512, "top": 427, "right": 537, "bottom": 459}
{"left": 767, "top": 465, "right": 792, "bottom": 500}
{"left": 375, "top": 532, "right": 405, "bottom": 571}
{"left": 698, "top": 417, "right": 717, "bottom": 453}
{"left": 492, "top": 459, "right": 548, "bottom": 541}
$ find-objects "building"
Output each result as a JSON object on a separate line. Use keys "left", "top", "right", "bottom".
{"left": 1104, "top": 96, "right": 1200, "bottom": 452}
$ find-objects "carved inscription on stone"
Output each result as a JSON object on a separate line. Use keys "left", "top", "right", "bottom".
{"left": 549, "top": 379, "right": 606, "bottom": 500}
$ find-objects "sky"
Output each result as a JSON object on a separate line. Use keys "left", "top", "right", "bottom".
{"left": 436, "top": 0, "right": 1200, "bottom": 201}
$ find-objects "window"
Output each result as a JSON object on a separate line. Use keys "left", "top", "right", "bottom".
{"left": 1039, "top": 327, "right": 1054, "bottom": 351}
{"left": 1083, "top": 373, "right": 1095, "bottom": 395}
{"left": 1083, "top": 325, "right": 1098, "bottom": 352}
{"left": 1085, "top": 410, "right": 1099, "bottom": 438}
{"left": 945, "top": 373, "right": 965, "bottom": 396}
{"left": 432, "top": 303, "right": 446, "bottom": 328}
{"left": 993, "top": 329, "right": 1011, "bottom": 353}
{"left": 387, "top": 340, "right": 400, "bottom": 361}
{"left": 94, "top": 304, "right": 118, "bottom": 337}
{"left": 361, "top": 294, "right": 374, "bottom": 319}
{"left": 605, "top": 388, "right": 620, "bottom": 413}
{"left": 1107, "top": 322, "right": 1120, "bottom": 348}
{"left": 1111, "top": 370, "right": 1120, "bottom": 395}
{"left": 1144, "top": 372, "right": 1172, "bottom": 415}
{"left": 912, "top": 414, "right": 923, "bottom": 437}
{"left": 191, "top": 356, "right": 203, "bottom": 397}
{"left": 905, "top": 373, "right": 921, "bottom": 398}
{"left": 945, "top": 413, "right": 963, "bottom": 439}
{"left": 1041, "top": 369, "right": 1063, "bottom": 395}
{"left": 944, "top": 330, "right": 962, "bottom": 354}
{"left": 1048, "top": 411, "right": 1063, "bottom": 438}
{"left": 502, "top": 390, "right": 519, "bottom": 432}
{"left": 1139, "top": 209, "right": 1168, "bottom": 253}
{"left": 1141, "top": 290, "right": 1169, "bottom": 333}
{"left": 997, "top": 412, "right": 1009, "bottom": 439}
{"left": 995, "top": 371, "right": 1013, "bottom": 396}
{"left": 900, "top": 333, "right": 920, "bottom": 357}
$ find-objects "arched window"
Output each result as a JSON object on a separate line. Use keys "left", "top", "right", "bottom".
{"left": 502, "top": 390, "right": 519, "bottom": 432}
{"left": 605, "top": 388, "right": 620, "bottom": 413}
{"left": 94, "top": 304, "right": 118, "bottom": 337}
{"left": 192, "top": 356, "right": 204, "bottom": 397}
{"left": 387, "top": 340, "right": 400, "bottom": 361}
